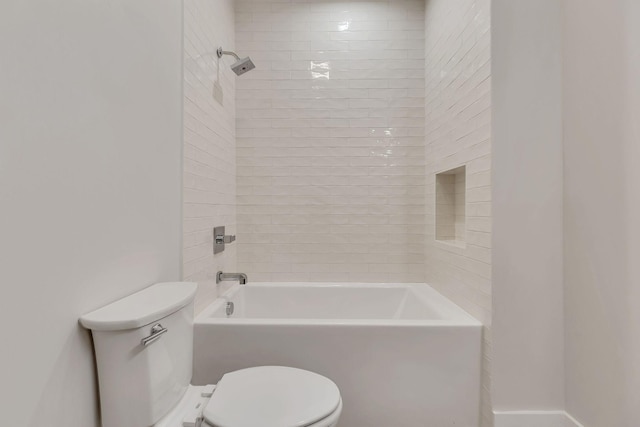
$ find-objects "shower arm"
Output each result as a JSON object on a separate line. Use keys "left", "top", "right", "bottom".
{"left": 217, "top": 47, "right": 240, "bottom": 61}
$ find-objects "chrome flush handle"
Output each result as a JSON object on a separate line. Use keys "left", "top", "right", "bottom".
{"left": 141, "top": 323, "right": 168, "bottom": 346}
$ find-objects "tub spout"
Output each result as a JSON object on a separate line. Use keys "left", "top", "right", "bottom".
{"left": 216, "top": 271, "right": 248, "bottom": 285}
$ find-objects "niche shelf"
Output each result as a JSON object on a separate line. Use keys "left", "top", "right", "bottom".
{"left": 435, "top": 166, "right": 466, "bottom": 247}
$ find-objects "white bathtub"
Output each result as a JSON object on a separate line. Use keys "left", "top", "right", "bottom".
{"left": 194, "top": 283, "right": 482, "bottom": 427}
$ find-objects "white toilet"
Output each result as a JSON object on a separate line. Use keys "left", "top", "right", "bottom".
{"left": 80, "top": 282, "right": 342, "bottom": 427}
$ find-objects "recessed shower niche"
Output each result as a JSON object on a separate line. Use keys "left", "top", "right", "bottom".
{"left": 435, "top": 166, "right": 467, "bottom": 247}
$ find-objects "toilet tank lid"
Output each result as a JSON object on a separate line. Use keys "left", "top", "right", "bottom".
{"left": 79, "top": 282, "right": 198, "bottom": 331}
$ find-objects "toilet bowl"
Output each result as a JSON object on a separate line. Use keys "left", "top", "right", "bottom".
{"left": 80, "top": 282, "right": 342, "bottom": 427}
{"left": 157, "top": 367, "right": 342, "bottom": 427}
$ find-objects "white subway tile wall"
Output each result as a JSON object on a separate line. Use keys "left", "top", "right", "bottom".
{"left": 424, "top": 0, "right": 492, "bottom": 425}
{"left": 184, "top": 1, "right": 493, "bottom": 420}
{"left": 183, "top": 0, "right": 238, "bottom": 313}
{"left": 235, "top": 0, "right": 426, "bottom": 282}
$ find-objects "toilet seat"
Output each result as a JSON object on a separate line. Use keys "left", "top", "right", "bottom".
{"left": 203, "top": 366, "right": 341, "bottom": 427}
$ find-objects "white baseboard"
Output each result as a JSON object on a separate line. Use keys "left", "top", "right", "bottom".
{"left": 494, "top": 411, "right": 584, "bottom": 427}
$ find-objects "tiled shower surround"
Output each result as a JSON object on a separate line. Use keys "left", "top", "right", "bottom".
{"left": 235, "top": 0, "right": 426, "bottom": 282}
{"left": 184, "top": 0, "right": 493, "bottom": 423}
{"left": 183, "top": 0, "right": 237, "bottom": 312}
{"left": 424, "top": 0, "right": 492, "bottom": 425}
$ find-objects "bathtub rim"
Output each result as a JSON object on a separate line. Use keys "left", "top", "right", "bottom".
{"left": 195, "top": 282, "right": 482, "bottom": 327}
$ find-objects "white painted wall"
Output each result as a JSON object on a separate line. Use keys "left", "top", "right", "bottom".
{"left": 235, "top": 0, "right": 425, "bottom": 283}
{"left": 183, "top": 0, "right": 238, "bottom": 313}
{"left": 563, "top": 0, "right": 640, "bottom": 425}
{"left": 423, "top": 0, "right": 492, "bottom": 424}
{"left": 0, "top": 1, "right": 182, "bottom": 425}
{"left": 491, "top": 0, "right": 565, "bottom": 415}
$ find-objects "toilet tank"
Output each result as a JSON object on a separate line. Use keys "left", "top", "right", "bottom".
{"left": 80, "top": 282, "right": 198, "bottom": 427}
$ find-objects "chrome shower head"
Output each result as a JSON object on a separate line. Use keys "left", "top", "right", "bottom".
{"left": 217, "top": 47, "right": 255, "bottom": 76}
{"left": 230, "top": 56, "right": 255, "bottom": 76}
